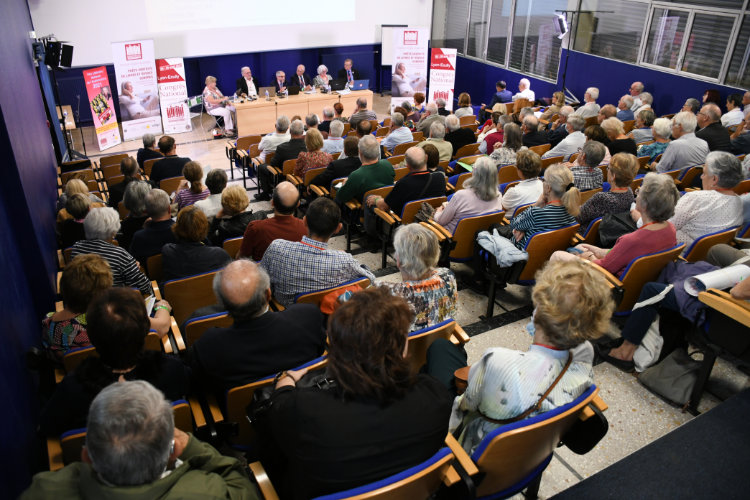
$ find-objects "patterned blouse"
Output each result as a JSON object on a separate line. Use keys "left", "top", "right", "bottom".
{"left": 637, "top": 140, "right": 669, "bottom": 161}
{"left": 490, "top": 146, "right": 527, "bottom": 166}
{"left": 379, "top": 267, "right": 458, "bottom": 331}
{"left": 42, "top": 312, "right": 90, "bottom": 356}
{"left": 294, "top": 150, "right": 334, "bottom": 177}
{"left": 577, "top": 189, "right": 635, "bottom": 229}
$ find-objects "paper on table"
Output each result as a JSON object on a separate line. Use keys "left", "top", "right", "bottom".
{"left": 684, "top": 264, "right": 750, "bottom": 296}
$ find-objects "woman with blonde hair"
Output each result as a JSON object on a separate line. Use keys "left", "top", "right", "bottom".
{"left": 601, "top": 117, "right": 637, "bottom": 156}
{"left": 174, "top": 161, "right": 209, "bottom": 210}
{"left": 454, "top": 92, "right": 474, "bottom": 118}
{"left": 540, "top": 91, "right": 565, "bottom": 122}
{"left": 294, "top": 128, "right": 333, "bottom": 177}
{"left": 509, "top": 163, "right": 579, "bottom": 249}
{"left": 208, "top": 184, "right": 259, "bottom": 246}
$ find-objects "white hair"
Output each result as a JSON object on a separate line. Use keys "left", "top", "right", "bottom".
{"left": 317, "top": 64, "right": 328, "bottom": 75}
{"left": 520, "top": 78, "right": 530, "bottom": 88}
{"left": 241, "top": 66, "right": 250, "bottom": 74}
{"left": 84, "top": 207, "right": 121, "bottom": 240}
{"left": 652, "top": 117, "right": 672, "bottom": 139}
{"left": 330, "top": 120, "right": 344, "bottom": 138}
{"left": 673, "top": 111, "right": 697, "bottom": 134}
{"left": 586, "top": 87, "right": 599, "bottom": 100}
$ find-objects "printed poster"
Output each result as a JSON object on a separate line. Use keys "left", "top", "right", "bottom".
{"left": 82, "top": 66, "right": 122, "bottom": 151}
{"left": 112, "top": 40, "right": 162, "bottom": 140}
{"left": 428, "top": 48, "right": 457, "bottom": 112}
{"left": 390, "top": 28, "right": 429, "bottom": 112}
{"left": 156, "top": 58, "right": 192, "bottom": 134}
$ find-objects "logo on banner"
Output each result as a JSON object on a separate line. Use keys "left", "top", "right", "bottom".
{"left": 433, "top": 90, "right": 450, "bottom": 101}
{"left": 125, "top": 43, "right": 143, "bottom": 61}
{"left": 166, "top": 104, "right": 185, "bottom": 119}
{"left": 403, "top": 31, "right": 418, "bottom": 45}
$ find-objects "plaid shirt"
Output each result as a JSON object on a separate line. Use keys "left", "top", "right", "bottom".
{"left": 261, "top": 236, "right": 375, "bottom": 306}
{"left": 570, "top": 165, "right": 603, "bottom": 191}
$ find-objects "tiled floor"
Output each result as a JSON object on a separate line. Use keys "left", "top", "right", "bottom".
{"left": 73, "top": 95, "right": 750, "bottom": 498}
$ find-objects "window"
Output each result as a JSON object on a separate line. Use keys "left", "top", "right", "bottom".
{"left": 644, "top": 8, "right": 689, "bottom": 70}
{"left": 431, "top": 0, "right": 471, "bottom": 53}
{"left": 467, "top": 0, "right": 490, "bottom": 58}
{"left": 509, "top": 0, "right": 567, "bottom": 80}
{"left": 681, "top": 13, "right": 735, "bottom": 80}
{"left": 726, "top": 15, "right": 750, "bottom": 88}
{"left": 574, "top": 0, "right": 649, "bottom": 64}
{"left": 486, "top": 0, "right": 511, "bottom": 65}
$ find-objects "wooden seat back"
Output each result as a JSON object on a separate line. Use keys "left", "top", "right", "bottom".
{"left": 684, "top": 227, "right": 740, "bottom": 263}
{"left": 411, "top": 131, "right": 425, "bottom": 142}
{"left": 459, "top": 115, "right": 477, "bottom": 126}
{"left": 117, "top": 201, "right": 129, "bottom": 220}
{"left": 733, "top": 179, "right": 750, "bottom": 195}
{"left": 528, "top": 144, "right": 551, "bottom": 156}
{"left": 579, "top": 217, "right": 602, "bottom": 246}
{"left": 294, "top": 277, "right": 371, "bottom": 306}
{"left": 236, "top": 135, "right": 262, "bottom": 150}
{"left": 584, "top": 116, "right": 598, "bottom": 127}
{"left": 453, "top": 142, "right": 480, "bottom": 159}
{"left": 394, "top": 141, "right": 419, "bottom": 156}
{"left": 62, "top": 346, "right": 97, "bottom": 374}
{"left": 388, "top": 154, "right": 406, "bottom": 167}
{"left": 498, "top": 165, "right": 520, "bottom": 184}
{"left": 450, "top": 211, "right": 506, "bottom": 261}
{"left": 61, "top": 168, "right": 95, "bottom": 186}
{"left": 183, "top": 312, "right": 233, "bottom": 347}
{"left": 143, "top": 158, "right": 162, "bottom": 178}
{"left": 540, "top": 155, "right": 564, "bottom": 171}
{"left": 375, "top": 126, "right": 389, "bottom": 137}
{"left": 303, "top": 167, "right": 328, "bottom": 186}
{"left": 614, "top": 244, "right": 686, "bottom": 313}
{"left": 101, "top": 164, "right": 123, "bottom": 181}
{"left": 159, "top": 176, "right": 184, "bottom": 195}
{"left": 513, "top": 99, "right": 532, "bottom": 113}
{"left": 282, "top": 158, "right": 297, "bottom": 176}
{"left": 163, "top": 270, "right": 221, "bottom": 326}
{"left": 394, "top": 167, "right": 409, "bottom": 182}
{"left": 453, "top": 172, "right": 472, "bottom": 191}
{"left": 622, "top": 120, "right": 635, "bottom": 133}
{"left": 222, "top": 237, "right": 243, "bottom": 258}
{"left": 517, "top": 223, "right": 580, "bottom": 282}
{"left": 146, "top": 253, "right": 163, "bottom": 282}
{"left": 406, "top": 320, "right": 459, "bottom": 373}
{"left": 579, "top": 188, "right": 603, "bottom": 204}
{"left": 99, "top": 153, "right": 129, "bottom": 168}
{"left": 401, "top": 196, "right": 447, "bottom": 224}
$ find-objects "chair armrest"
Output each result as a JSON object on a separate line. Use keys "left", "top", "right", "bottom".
{"left": 581, "top": 260, "right": 624, "bottom": 288}
{"left": 445, "top": 433, "right": 479, "bottom": 477}
{"left": 373, "top": 207, "right": 397, "bottom": 226}
{"left": 309, "top": 185, "right": 328, "bottom": 197}
{"left": 225, "top": 140, "right": 236, "bottom": 150}
{"left": 446, "top": 182, "right": 455, "bottom": 191}
{"left": 249, "top": 461, "right": 280, "bottom": 500}
{"left": 450, "top": 324, "right": 470, "bottom": 345}
{"left": 164, "top": 317, "right": 186, "bottom": 353}
{"left": 267, "top": 166, "right": 281, "bottom": 176}
{"left": 286, "top": 174, "right": 302, "bottom": 185}
{"left": 54, "top": 367, "right": 65, "bottom": 384}
{"left": 699, "top": 288, "right": 750, "bottom": 328}
{"left": 205, "top": 393, "right": 224, "bottom": 423}
{"left": 269, "top": 297, "right": 285, "bottom": 312}
{"left": 151, "top": 280, "right": 163, "bottom": 300}
{"left": 57, "top": 250, "right": 65, "bottom": 269}
{"left": 188, "top": 396, "right": 208, "bottom": 429}
{"left": 47, "top": 437, "right": 64, "bottom": 471}
{"left": 581, "top": 394, "right": 608, "bottom": 420}
{"left": 419, "top": 221, "right": 447, "bottom": 242}
{"left": 345, "top": 199, "right": 362, "bottom": 211}
{"left": 572, "top": 233, "right": 584, "bottom": 245}
{"left": 426, "top": 220, "right": 453, "bottom": 239}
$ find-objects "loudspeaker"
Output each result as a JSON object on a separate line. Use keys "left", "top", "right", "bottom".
{"left": 554, "top": 14, "right": 569, "bottom": 39}
{"left": 60, "top": 44, "right": 74, "bottom": 67}
{"left": 44, "top": 41, "right": 61, "bottom": 68}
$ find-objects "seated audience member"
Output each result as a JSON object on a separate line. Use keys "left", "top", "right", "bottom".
{"left": 414, "top": 92, "right": 427, "bottom": 112}
{"left": 322, "top": 119, "right": 345, "bottom": 155}
{"left": 702, "top": 89, "right": 722, "bottom": 107}
{"left": 304, "top": 114, "right": 319, "bottom": 133}
{"left": 546, "top": 105, "right": 574, "bottom": 147}
{"left": 335, "top": 135, "right": 395, "bottom": 204}
{"left": 41, "top": 255, "right": 112, "bottom": 357}
{"left": 628, "top": 109, "right": 656, "bottom": 144}
{"left": 318, "top": 106, "right": 334, "bottom": 135}
{"left": 629, "top": 81, "right": 645, "bottom": 109}
{"left": 682, "top": 97, "right": 701, "bottom": 114}
{"left": 129, "top": 189, "right": 175, "bottom": 266}
{"left": 581, "top": 125, "right": 613, "bottom": 165}
{"left": 267, "top": 287, "right": 451, "bottom": 498}
{"left": 512, "top": 77, "right": 535, "bottom": 102}
{"left": 39, "top": 287, "right": 183, "bottom": 436}
{"left": 417, "top": 122, "right": 453, "bottom": 161}
{"left": 616, "top": 95, "right": 635, "bottom": 121}
{"left": 477, "top": 103, "right": 505, "bottom": 138}
{"left": 294, "top": 129, "right": 333, "bottom": 178}
{"left": 602, "top": 117, "right": 637, "bottom": 156}
{"left": 136, "top": 133, "right": 162, "bottom": 170}
{"left": 150, "top": 136, "right": 191, "bottom": 186}
{"left": 577, "top": 152, "right": 637, "bottom": 228}
{"left": 311, "top": 137, "right": 362, "bottom": 189}
{"left": 481, "top": 80, "right": 514, "bottom": 121}
{"left": 490, "top": 122, "right": 526, "bottom": 166}
{"left": 422, "top": 143, "right": 444, "bottom": 173}
{"left": 554, "top": 172, "right": 678, "bottom": 276}
{"left": 272, "top": 70, "right": 288, "bottom": 93}
{"left": 261, "top": 197, "right": 376, "bottom": 306}
{"left": 454, "top": 92, "right": 474, "bottom": 118}
{"left": 348, "top": 97, "right": 377, "bottom": 130}
{"left": 434, "top": 157, "right": 504, "bottom": 234}
{"left": 236, "top": 66, "right": 259, "bottom": 98}
{"left": 723, "top": 93, "right": 744, "bottom": 127}
{"left": 569, "top": 140, "right": 607, "bottom": 191}
{"left": 730, "top": 108, "right": 750, "bottom": 154}
{"left": 338, "top": 58, "right": 360, "bottom": 84}
{"left": 256, "top": 119, "right": 307, "bottom": 200}
{"left": 162, "top": 206, "right": 231, "bottom": 281}
{"left": 256, "top": 115, "right": 291, "bottom": 164}
{"left": 57, "top": 177, "right": 104, "bottom": 215}
{"left": 107, "top": 157, "right": 139, "bottom": 209}
{"left": 203, "top": 75, "right": 236, "bottom": 138}
{"left": 542, "top": 115, "right": 585, "bottom": 161}
{"left": 416, "top": 102, "right": 446, "bottom": 135}
{"left": 188, "top": 260, "right": 325, "bottom": 395}
{"left": 696, "top": 103, "right": 732, "bottom": 152}
{"left": 381, "top": 112, "right": 414, "bottom": 153}
{"left": 364, "top": 147, "right": 445, "bottom": 236}
{"left": 633, "top": 91, "right": 653, "bottom": 115}
{"left": 653, "top": 111, "right": 709, "bottom": 173}
{"left": 478, "top": 111, "right": 505, "bottom": 154}
{"left": 59, "top": 194, "right": 90, "bottom": 249}
{"left": 637, "top": 117, "right": 671, "bottom": 161}
{"left": 440, "top": 259, "right": 613, "bottom": 454}
{"left": 573, "top": 87, "right": 600, "bottom": 118}
{"left": 239, "top": 181, "right": 306, "bottom": 261}
{"left": 744, "top": 91, "right": 750, "bottom": 113}
{"left": 597, "top": 104, "right": 617, "bottom": 124}
{"left": 402, "top": 101, "right": 421, "bottom": 124}
{"left": 313, "top": 65, "right": 333, "bottom": 88}
{"left": 337, "top": 119, "right": 385, "bottom": 160}
{"left": 333, "top": 102, "right": 347, "bottom": 122}
{"left": 539, "top": 91, "right": 565, "bottom": 122}
{"left": 23, "top": 381, "right": 258, "bottom": 498}
{"left": 655, "top": 151, "right": 743, "bottom": 248}
{"left": 436, "top": 97, "right": 450, "bottom": 116}
{"left": 174, "top": 161, "right": 209, "bottom": 210}
{"left": 118, "top": 181, "right": 151, "bottom": 251}
{"left": 502, "top": 149, "right": 544, "bottom": 216}
{"left": 292, "top": 64, "right": 312, "bottom": 90}
{"left": 208, "top": 185, "right": 258, "bottom": 246}
{"left": 194, "top": 168, "right": 228, "bottom": 220}
{"left": 521, "top": 115, "right": 548, "bottom": 148}
{"left": 72, "top": 207, "right": 152, "bottom": 294}
{"left": 509, "top": 163, "right": 579, "bottom": 248}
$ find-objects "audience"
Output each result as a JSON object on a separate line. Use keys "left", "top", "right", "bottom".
{"left": 310, "top": 137, "right": 362, "bottom": 190}
{"left": 208, "top": 185, "right": 258, "bottom": 246}
{"left": 730, "top": 108, "right": 750, "bottom": 154}
{"left": 542, "top": 115, "right": 585, "bottom": 160}
{"left": 416, "top": 102, "right": 446, "bottom": 134}
{"left": 652, "top": 111, "right": 709, "bottom": 173}
{"left": 512, "top": 78, "right": 535, "bottom": 101}
{"left": 547, "top": 105, "right": 574, "bottom": 146}
{"left": 616, "top": 95, "right": 635, "bottom": 121}
{"left": 257, "top": 119, "right": 307, "bottom": 200}
{"left": 318, "top": 106, "right": 334, "bottom": 134}
{"left": 696, "top": 103, "right": 732, "bottom": 152}
{"left": 521, "top": 115, "right": 548, "bottom": 147}
{"left": 194, "top": 168, "right": 228, "bottom": 220}
{"left": 577, "top": 152, "right": 637, "bottom": 228}
{"left": 582, "top": 125, "right": 612, "bottom": 164}
{"left": 478, "top": 111, "right": 505, "bottom": 154}
{"left": 129, "top": 189, "right": 176, "bottom": 266}
{"left": 335, "top": 135, "right": 395, "bottom": 204}
{"left": 321, "top": 119, "right": 345, "bottom": 155}
{"left": 569, "top": 140, "right": 606, "bottom": 191}
{"left": 573, "top": 87, "right": 600, "bottom": 118}
{"left": 682, "top": 97, "right": 701, "bottom": 114}
{"left": 634, "top": 91, "right": 653, "bottom": 115}
{"left": 444, "top": 114, "right": 476, "bottom": 157}
{"left": 107, "top": 157, "right": 139, "bottom": 209}
{"left": 602, "top": 117, "right": 637, "bottom": 156}
{"left": 702, "top": 89, "right": 722, "bottom": 107}
{"left": 597, "top": 104, "right": 617, "bottom": 124}
{"left": 150, "top": 136, "right": 191, "bottom": 186}
{"left": 162, "top": 206, "right": 231, "bottom": 281}
{"left": 490, "top": 122, "right": 526, "bottom": 166}
{"left": 540, "top": 91, "right": 565, "bottom": 122}
{"left": 333, "top": 101, "right": 347, "bottom": 122}
{"left": 294, "top": 128, "right": 333, "bottom": 178}
{"left": 57, "top": 177, "right": 104, "bottom": 214}
{"left": 480, "top": 80, "right": 513, "bottom": 121}
{"left": 637, "top": 117, "right": 671, "bottom": 161}
{"left": 502, "top": 149, "right": 544, "bottom": 216}
{"left": 136, "top": 132, "right": 162, "bottom": 170}
{"left": 174, "top": 161, "right": 209, "bottom": 209}
{"left": 58, "top": 194, "right": 90, "bottom": 249}
{"left": 436, "top": 97, "right": 450, "bottom": 116}
{"left": 629, "top": 81, "right": 645, "bottom": 110}
{"left": 381, "top": 112, "right": 413, "bottom": 153}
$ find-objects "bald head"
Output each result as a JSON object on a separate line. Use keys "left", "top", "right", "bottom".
{"left": 214, "top": 260, "right": 270, "bottom": 321}
{"left": 405, "top": 147, "right": 427, "bottom": 171}
{"left": 272, "top": 181, "right": 300, "bottom": 215}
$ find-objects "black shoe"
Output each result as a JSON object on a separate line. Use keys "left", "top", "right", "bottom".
{"left": 596, "top": 346, "right": 635, "bottom": 373}
{"left": 254, "top": 192, "right": 271, "bottom": 201}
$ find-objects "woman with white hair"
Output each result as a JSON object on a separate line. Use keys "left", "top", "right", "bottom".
{"left": 203, "top": 75, "right": 236, "bottom": 138}
{"left": 434, "top": 157, "right": 504, "bottom": 233}
{"left": 70, "top": 207, "right": 152, "bottom": 295}
{"left": 637, "top": 117, "right": 671, "bottom": 161}
{"left": 378, "top": 224, "right": 458, "bottom": 331}
{"left": 312, "top": 64, "right": 332, "bottom": 88}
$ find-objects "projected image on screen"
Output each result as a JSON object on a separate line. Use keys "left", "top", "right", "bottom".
{"left": 146, "top": 0, "right": 355, "bottom": 32}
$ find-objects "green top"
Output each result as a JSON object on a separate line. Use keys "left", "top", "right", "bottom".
{"left": 335, "top": 159, "right": 395, "bottom": 203}
{"left": 21, "top": 434, "right": 259, "bottom": 500}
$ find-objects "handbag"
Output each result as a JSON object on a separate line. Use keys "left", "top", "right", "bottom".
{"left": 599, "top": 211, "right": 637, "bottom": 248}
{"left": 638, "top": 348, "right": 702, "bottom": 406}
{"left": 414, "top": 201, "right": 436, "bottom": 223}
{"left": 560, "top": 401, "right": 609, "bottom": 454}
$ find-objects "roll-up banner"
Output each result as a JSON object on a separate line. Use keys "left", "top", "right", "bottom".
{"left": 390, "top": 27, "right": 429, "bottom": 112}
{"left": 82, "top": 66, "right": 122, "bottom": 151}
{"left": 156, "top": 58, "right": 192, "bottom": 134}
{"left": 111, "top": 40, "right": 163, "bottom": 140}
{"left": 428, "top": 48, "right": 457, "bottom": 112}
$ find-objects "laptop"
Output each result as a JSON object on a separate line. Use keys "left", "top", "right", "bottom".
{"left": 286, "top": 86, "right": 301, "bottom": 96}
{"left": 330, "top": 79, "right": 347, "bottom": 91}
{"left": 351, "top": 79, "right": 369, "bottom": 90}
{"left": 258, "top": 86, "right": 276, "bottom": 98}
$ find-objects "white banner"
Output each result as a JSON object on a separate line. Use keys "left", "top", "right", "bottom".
{"left": 428, "top": 48, "right": 457, "bottom": 112}
{"left": 156, "top": 58, "right": 192, "bottom": 134}
{"left": 390, "top": 27, "right": 429, "bottom": 112}
{"left": 112, "top": 40, "right": 163, "bottom": 140}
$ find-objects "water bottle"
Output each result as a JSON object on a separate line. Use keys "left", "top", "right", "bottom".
{"left": 265, "top": 90, "right": 270, "bottom": 101}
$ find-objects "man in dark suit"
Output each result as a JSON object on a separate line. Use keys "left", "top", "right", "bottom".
{"left": 310, "top": 136, "right": 362, "bottom": 189}
{"left": 255, "top": 119, "right": 307, "bottom": 200}
{"left": 272, "top": 70, "right": 288, "bottom": 94}
{"left": 150, "top": 136, "right": 191, "bottom": 185}
{"left": 444, "top": 115, "right": 476, "bottom": 157}
{"left": 337, "top": 58, "right": 360, "bottom": 85}
{"left": 129, "top": 188, "right": 176, "bottom": 266}
{"left": 235, "top": 66, "right": 260, "bottom": 98}
{"left": 436, "top": 98, "right": 450, "bottom": 116}
{"left": 479, "top": 80, "right": 514, "bottom": 121}
{"left": 521, "top": 115, "right": 549, "bottom": 148}
{"left": 291, "top": 64, "right": 312, "bottom": 90}
{"left": 696, "top": 103, "right": 732, "bottom": 152}
{"left": 188, "top": 259, "right": 325, "bottom": 396}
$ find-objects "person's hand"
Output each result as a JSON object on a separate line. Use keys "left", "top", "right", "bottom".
{"left": 630, "top": 208, "right": 641, "bottom": 223}
{"left": 512, "top": 229, "right": 525, "bottom": 242}
{"left": 276, "top": 367, "right": 310, "bottom": 389}
{"left": 154, "top": 299, "right": 171, "bottom": 313}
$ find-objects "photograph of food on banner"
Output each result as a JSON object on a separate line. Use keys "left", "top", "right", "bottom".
{"left": 118, "top": 80, "right": 160, "bottom": 120}
{"left": 82, "top": 66, "right": 122, "bottom": 151}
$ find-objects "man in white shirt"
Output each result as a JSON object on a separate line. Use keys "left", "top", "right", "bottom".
{"left": 722, "top": 93, "right": 744, "bottom": 127}
{"left": 236, "top": 66, "right": 259, "bottom": 98}
{"left": 381, "top": 112, "right": 413, "bottom": 153}
{"left": 573, "top": 87, "right": 600, "bottom": 119}
{"left": 512, "top": 78, "right": 535, "bottom": 102}
{"left": 322, "top": 120, "right": 345, "bottom": 155}
{"left": 629, "top": 81, "right": 644, "bottom": 111}
{"left": 653, "top": 111, "right": 709, "bottom": 173}
{"left": 542, "top": 115, "right": 586, "bottom": 161}
{"left": 254, "top": 115, "right": 291, "bottom": 165}
{"left": 743, "top": 91, "right": 750, "bottom": 114}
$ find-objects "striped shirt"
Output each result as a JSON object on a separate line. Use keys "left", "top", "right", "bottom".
{"left": 71, "top": 239, "right": 152, "bottom": 295}
{"left": 174, "top": 188, "right": 209, "bottom": 210}
{"left": 261, "top": 236, "right": 376, "bottom": 306}
{"left": 510, "top": 204, "right": 577, "bottom": 249}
